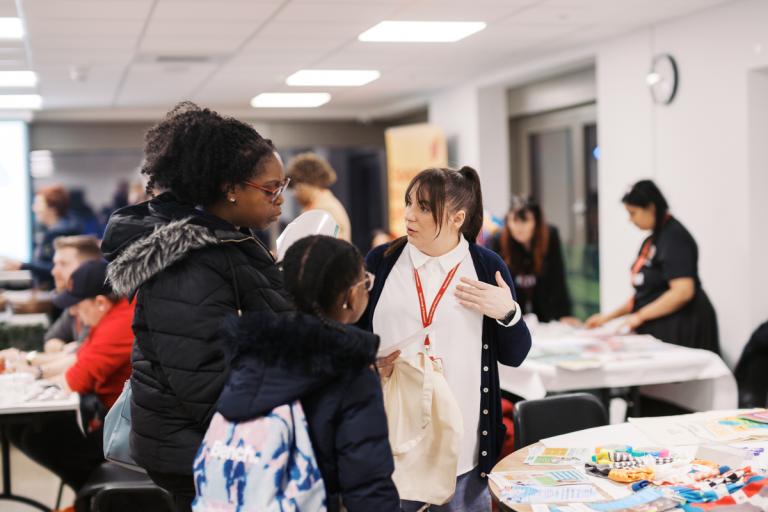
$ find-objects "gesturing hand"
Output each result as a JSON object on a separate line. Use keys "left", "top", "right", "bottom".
{"left": 455, "top": 271, "right": 516, "bottom": 320}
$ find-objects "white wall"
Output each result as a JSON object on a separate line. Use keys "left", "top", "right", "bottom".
{"left": 426, "top": 0, "right": 768, "bottom": 366}
{"left": 597, "top": 0, "right": 768, "bottom": 365}
{"left": 748, "top": 69, "right": 768, "bottom": 334}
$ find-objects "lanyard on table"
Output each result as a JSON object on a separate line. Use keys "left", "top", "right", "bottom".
{"left": 413, "top": 262, "right": 461, "bottom": 361}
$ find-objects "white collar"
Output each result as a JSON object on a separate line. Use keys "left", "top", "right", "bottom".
{"left": 408, "top": 236, "right": 469, "bottom": 272}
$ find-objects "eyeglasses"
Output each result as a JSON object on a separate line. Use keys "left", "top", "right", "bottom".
{"left": 354, "top": 271, "right": 375, "bottom": 292}
{"left": 244, "top": 177, "right": 291, "bottom": 204}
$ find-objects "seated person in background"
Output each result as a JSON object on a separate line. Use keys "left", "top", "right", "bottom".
{"left": 44, "top": 235, "right": 102, "bottom": 355}
{"left": 0, "top": 235, "right": 102, "bottom": 366}
{"left": 206, "top": 235, "right": 398, "bottom": 511}
{"left": 8, "top": 259, "right": 134, "bottom": 493}
{"left": 488, "top": 196, "right": 578, "bottom": 325}
{"left": 3, "top": 185, "right": 81, "bottom": 288}
{"left": 286, "top": 152, "right": 352, "bottom": 242}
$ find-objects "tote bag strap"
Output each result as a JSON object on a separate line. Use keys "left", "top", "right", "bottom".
{"left": 390, "top": 353, "right": 436, "bottom": 455}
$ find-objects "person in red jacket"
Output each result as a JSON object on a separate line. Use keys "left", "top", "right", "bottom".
{"left": 8, "top": 259, "right": 134, "bottom": 493}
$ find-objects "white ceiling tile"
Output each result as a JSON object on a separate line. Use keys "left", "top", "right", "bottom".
{"left": 0, "top": 0, "right": 17, "bottom": 16}
{"left": 116, "top": 62, "right": 218, "bottom": 107}
{"left": 31, "top": 48, "right": 135, "bottom": 66}
{"left": 255, "top": 21, "right": 367, "bottom": 40}
{"left": 22, "top": 0, "right": 154, "bottom": 20}
{"left": 391, "top": 1, "right": 532, "bottom": 22}
{"left": 30, "top": 36, "right": 137, "bottom": 50}
{"left": 153, "top": 1, "right": 281, "bottom": 21}
{"left": 274, "top": 1, "right": 400, "bottom": 23}
{"left": 140, "top": 36, "right": 247, "bottom": 55}
{"left": 25, "top": 19, "right": 144, "bottom": 38}
{"left": 143, "top": 20, "right": 258, "bottom": 40}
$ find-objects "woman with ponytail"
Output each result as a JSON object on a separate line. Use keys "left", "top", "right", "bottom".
{"left": 359, "top": 166, "right": 532, "bottom": 511}
{"left": 585, "top": 179, "right": 719, "bottom": 353}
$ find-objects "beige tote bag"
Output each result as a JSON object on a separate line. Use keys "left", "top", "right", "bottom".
{"left": 383, "top": 353, "right": 464, "bottom": 505}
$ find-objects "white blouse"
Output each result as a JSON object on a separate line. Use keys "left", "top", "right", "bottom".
{"left": 373, "top": 237, "right": 483, "bottom": 475}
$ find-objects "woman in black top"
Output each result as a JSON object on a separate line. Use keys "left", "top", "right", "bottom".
{"left": 488, "top": 196, "right": 575, "bottom": 323}
{"left": 585, "top": 180, "right": 719, "bottom": 353}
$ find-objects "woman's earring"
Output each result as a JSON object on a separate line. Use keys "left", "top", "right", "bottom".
{"left": 228, "top": 197, "right": 236, "bottom": 203}
{"left": 342, "top": 302, "right": 348, "bottom": 309}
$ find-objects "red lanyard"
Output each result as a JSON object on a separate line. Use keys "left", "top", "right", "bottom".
{"left": 413, "top": 263, "right": 461, "bottom": 349}
{"left": 631, "top": 239, "right": 653, "bottom": 277}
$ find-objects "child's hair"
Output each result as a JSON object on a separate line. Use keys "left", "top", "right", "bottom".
{"left": 283, "top": 235, "right": 364, "bottom": 319}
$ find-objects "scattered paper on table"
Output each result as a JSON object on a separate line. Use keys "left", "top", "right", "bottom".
{"left": 525, "top": 447, "right": 592, "bottom": 465}
{"left": 500, "top": 484, "right": 603, "bottom": 504}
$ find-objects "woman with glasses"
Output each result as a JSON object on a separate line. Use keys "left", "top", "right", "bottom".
{"left": 101, "top": 102, "right": 294, "bottom": 512}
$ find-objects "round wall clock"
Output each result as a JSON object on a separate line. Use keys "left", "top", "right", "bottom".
{"left": 647, "top": 53, "right": 679, "bottom": 105}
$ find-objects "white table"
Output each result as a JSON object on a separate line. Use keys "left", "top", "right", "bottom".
{"left": 0, "top": 271, "right": 32, "bottom": 288}
{"left": 499, "top": 321, "right": 737, "bottom": 412}
{"left": 490, "top": 409, "right": 768, "bottom": 511}
{"left": 0, "top": 375, "right": 80, "bottom": 511}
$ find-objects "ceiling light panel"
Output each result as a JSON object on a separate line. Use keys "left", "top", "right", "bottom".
{"left": 358, "top": 21, "right": 486, "bottom": 42}
{"left": 286, "top": 69, "right": 380, "bottom": 87}
{"left": 251, "top": 92, "right": 331, "bottom": 108}
{"left": 0, "top": 94, "right": 42, "bottom": 109}
{"left": 0, "top": 71, "right": 37, "bottom": 87}
{"left": 0, "top": 17, "right": 22, "bottom": 39}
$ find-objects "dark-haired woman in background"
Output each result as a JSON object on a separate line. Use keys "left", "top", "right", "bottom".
{"left": 488, "top": 196, "right": 577, "bottom": 324}
{"left": 586, "top": 180, "right": 719, "bottom": 354}
{"left": 360, "top": 166, "right": 531, "bottom": 511}
{"left": 101, "top": 102, "right": 293, "bottom": 511}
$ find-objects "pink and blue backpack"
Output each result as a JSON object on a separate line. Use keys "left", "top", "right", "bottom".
{"left": 192, "top": 401, "right": 327, "bottom": 511}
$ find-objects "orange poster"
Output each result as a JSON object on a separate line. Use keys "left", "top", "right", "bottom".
{"left": 384, "top": 123, "right": 448, "bottom": 237}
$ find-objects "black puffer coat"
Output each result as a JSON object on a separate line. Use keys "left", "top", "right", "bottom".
{"left": 217, "top": 311, "right": 400, "bottom": 512}
{"left": 102, "top": 192, "right": 292, "bottom": 475}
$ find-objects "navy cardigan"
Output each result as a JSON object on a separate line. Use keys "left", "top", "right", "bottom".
{"left": 359, "top": 240, "right": 532, "bottom": 475}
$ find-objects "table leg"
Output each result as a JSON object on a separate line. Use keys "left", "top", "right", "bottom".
{"left": 0, "top": 424, "right": 54, "bottom": 511}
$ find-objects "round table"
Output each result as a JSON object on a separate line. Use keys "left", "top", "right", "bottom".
{"left": 488, "top": 441, "right": 617, "bottom": 511}
{"left": 488, "top": 411, "right": 764, "bottom": 511}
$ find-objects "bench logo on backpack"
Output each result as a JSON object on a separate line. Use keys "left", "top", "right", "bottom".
{"left": 192, "top": 401, "right": 327, "bottom": 511}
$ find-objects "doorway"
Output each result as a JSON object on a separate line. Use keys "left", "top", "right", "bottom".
{"left": 510, "top": 104, "right": 600, "bottom": 319}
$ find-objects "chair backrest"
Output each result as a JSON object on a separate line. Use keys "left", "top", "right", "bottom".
{"left": 513, "top": 393, "right": 608, "bottom": 449}
{"left": 76, "top": 462, "right": 175, "bottom": 512}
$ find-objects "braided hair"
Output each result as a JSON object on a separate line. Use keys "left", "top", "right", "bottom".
{"left": 283, "top": 235, "right": 364, "bottom": 325}
{"left": 141, "top": 101, "right": 276, "bottom": 206}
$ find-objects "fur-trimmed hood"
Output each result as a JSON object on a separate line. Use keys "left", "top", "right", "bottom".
{"left": 102, "top": 192, "right": 264, "bottom": 296}
{"left": 217, "top": 311, "right": 380, "bottom": 421}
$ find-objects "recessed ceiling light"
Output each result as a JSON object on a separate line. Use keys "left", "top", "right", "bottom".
{"left": 286, "top": 69, "right": 380, "bottom": 87}
{"left": 359, "top": 21, "right": 486, "bottom": 43}
{"left": 0, "top": 71, "right": 38, "bottom": 88}
{"left": 0, "top": 94, "right": 42, "bottom": 109}
{"left": 0, "top": 18, "right": 23, "bottom": 40}
{"left": 250, "top": 93, "right": 331, "bottom": 108}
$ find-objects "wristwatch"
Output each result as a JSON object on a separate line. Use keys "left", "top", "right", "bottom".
{"left": 500, "top": 303, "right": 518, "bottom": 325}
{"left": 25, "top": 350, "right": 38, "bottom": 365}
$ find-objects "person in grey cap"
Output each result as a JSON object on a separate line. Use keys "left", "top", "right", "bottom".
{"left": 7, "top": 259, "right": 135, "bottom": 493}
